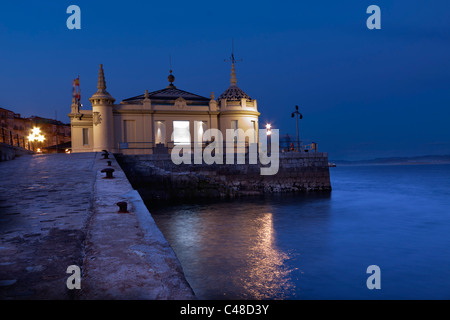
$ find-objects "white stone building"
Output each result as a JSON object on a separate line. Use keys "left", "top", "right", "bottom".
{"left": 68, "top": 61, "right": 260, "bottom": 154}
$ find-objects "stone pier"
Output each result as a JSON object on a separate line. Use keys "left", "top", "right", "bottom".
{"left": 0, "top": 152, "right": 194, "bottom": 299}
{"left": 116, "top": 152, "right": 331, "bottom": 201}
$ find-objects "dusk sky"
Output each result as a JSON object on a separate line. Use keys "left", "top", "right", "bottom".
{"left": 1, "top": 1, "right": 449, "bottom": 160}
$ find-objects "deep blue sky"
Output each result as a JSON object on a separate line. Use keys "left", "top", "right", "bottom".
{"left": 1, "top": 1, "right": 449, "bottom": 160}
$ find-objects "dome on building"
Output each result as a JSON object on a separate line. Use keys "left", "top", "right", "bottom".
{"left": 217, "top": 61, "right": 251, "bottom": 101}
{"left": 217, "top": 84, "right": 251, "bottom": 101}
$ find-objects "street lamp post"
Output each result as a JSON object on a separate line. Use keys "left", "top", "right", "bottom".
{"left": 291, "top": 105, "right": 303, "bottom": 152}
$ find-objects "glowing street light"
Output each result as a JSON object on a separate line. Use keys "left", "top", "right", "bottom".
{"left": 265, "top": 123, "right": 272, "bottom": 136}
{"left": 28, "top": 127, "right": 41, "bottom": 139}
{"left": 28, "top": 127, "right": 45, "bottom": 152}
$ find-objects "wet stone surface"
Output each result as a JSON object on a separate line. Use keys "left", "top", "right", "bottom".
{"left": 0, "top": 153, "right": 96, "bottom": 299}
{"left": 0, "top": 152, "right": 195, "bottom": 300}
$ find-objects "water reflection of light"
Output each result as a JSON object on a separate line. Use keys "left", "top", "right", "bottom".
{"left": 154, "top": 204, "right": 297, "bottom": 300}
{"left": 238, "top": 212, "right": 296, "bottom": 299}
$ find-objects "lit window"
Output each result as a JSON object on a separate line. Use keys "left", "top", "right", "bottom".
{"left": 173, "top": 121, "right": 190, "bottom": 145}
{"left": 194, "top": 121, "right": 207, "bottom": 143}
{"left": 155, "top": 121, "right": 166, "bottom": 144}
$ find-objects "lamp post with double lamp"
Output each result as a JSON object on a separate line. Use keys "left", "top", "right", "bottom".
{"left": 265, "top": 123, "right": 272, "bottom": 136}
{"left": 265, "top": 123, "right": 272, "bottom": 153}
{"left": 28, "top": 127, "right": 45, "bottom": 153}
{"left": 291, "top": 105, "right": 303, "bottom": 152}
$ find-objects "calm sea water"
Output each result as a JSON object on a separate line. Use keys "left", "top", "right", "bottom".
{"left": 148, "top": 164, "right": 450, "bottom": 299}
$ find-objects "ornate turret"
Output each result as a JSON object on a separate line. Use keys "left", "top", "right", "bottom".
{"left": 217, "top": 46, "right": 260, "bottom": 144}
{"left": 89, "top": 64, "right": 115, "bottom": 152}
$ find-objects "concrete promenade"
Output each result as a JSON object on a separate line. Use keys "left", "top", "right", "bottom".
{"left": 0, "top": 152, "right": 195, "bottom": 299}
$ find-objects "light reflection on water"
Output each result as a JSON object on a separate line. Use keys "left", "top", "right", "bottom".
{"left": 148, "top": 164, "right": 450, "bottom": 299}
{"left": 157, "top": 204, "right": 294, "bottom": 299}
{"left": 150, "top": 194, "right": 332, "bottom": 300}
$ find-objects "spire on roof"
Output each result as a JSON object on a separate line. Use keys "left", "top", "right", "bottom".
{"left": 219, "top": 41, "right": 251, "bottom": 101}
{"left": 90, "top": 64, "right": 115, "bottom": 103}
{"left": 230, "top": 62, "right": 237, "bottom": 86}
{"left": 97, "top": 64, "right": 106, "bottom": 91}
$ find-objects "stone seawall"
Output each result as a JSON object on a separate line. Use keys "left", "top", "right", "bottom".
{"left": 116, "top": 152, "right": 331, "bottom": 200}
{"left": 0, "top": 143, "right": 33, "bottom": 161}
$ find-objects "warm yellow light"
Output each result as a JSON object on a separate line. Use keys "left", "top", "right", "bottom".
{"left": 31, "top": 127, "right": 41, "bottom": 136}
{"left": 28, "top": 127, "right": 45, "bottom": 142}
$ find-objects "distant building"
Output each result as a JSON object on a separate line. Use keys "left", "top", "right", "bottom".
{"left": 27, "top": 116, "right": 71, "bottom": 149}
{"left": 0, "top": 107, "right": 71, "bottom": 149}
{"left": 0, "top": 108, "right": 25, "bottom": 135}
{"left": 68, "top": 60, "right": 261, "bottom": 154}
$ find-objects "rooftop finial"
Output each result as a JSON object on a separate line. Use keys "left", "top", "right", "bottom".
{"left": 230, "top": 62, "right": 237, "bottom": 85}
{"left": 225, "top": 39, "right": 242, "bottom": 86}
{"left": 97, "top": 64, "right": 106, "bottom": 91}
{"left": 167, "top": 55, "right": 176, "bottom": 88}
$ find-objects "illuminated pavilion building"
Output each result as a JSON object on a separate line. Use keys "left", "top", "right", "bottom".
{"left": 68, "top": 58, "right": 260, "bottom": 154}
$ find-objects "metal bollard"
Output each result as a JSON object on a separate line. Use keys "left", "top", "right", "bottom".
{"left": 107, "top": 161, "right": 112, "bottom": 166}
{"left": 101, "top": 168, "right": 114, "bottom": 178}
{"left": 116, "top": 201, "right": 128, "bottom": 213}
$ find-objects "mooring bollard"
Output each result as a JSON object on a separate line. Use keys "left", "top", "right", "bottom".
{"left": 116, "top": 201, "right": 128, "bottom": 213}
{"left": 102, "top": 152, "right": 109, "bottom": 159}
{"left": 101, "top": 168, "right": 115, "bottom": 178}
{"left": 107, "top": 160, "right": 112, "bottom": 166}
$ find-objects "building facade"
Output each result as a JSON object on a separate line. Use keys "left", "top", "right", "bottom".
{"left": 68, "top": 62, "right": 260, "bottom": 154}
{"left": 1, "top": 107, "right": 70, "bottom": 150}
